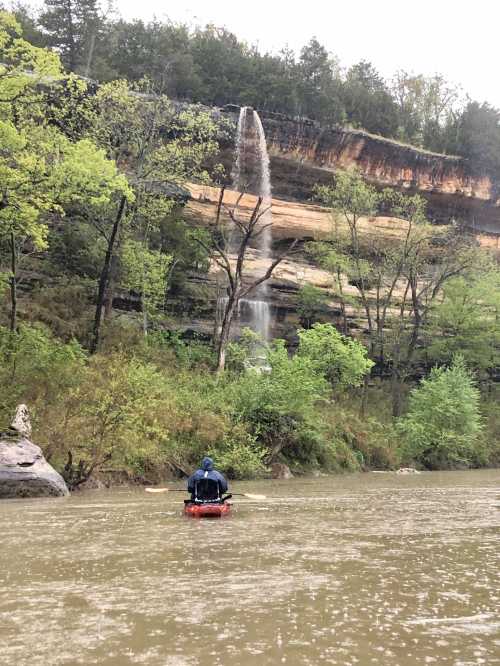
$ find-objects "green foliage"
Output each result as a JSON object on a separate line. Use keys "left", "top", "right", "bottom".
{"left": 452, "top": 102, "right": 500, "bottom": 178}
{"left": 7, "top": 6, "right": 500, "bottom": 162}
{"left": 343, "top": 60, "right": 399, "bottom": 137}
{"left": 121, "top": 240, "right": 171, "bottom": 321}
{"left": 57, "top": 353, "right": 173, "bottom": 474}
{"left": 235, "top": 339, "right": 329, "bottom": 418}
{"left": 296, "top": 283, "right": 328, "bottom": 328}
{"left": 0, "top": 11, "right": 497, "bottom": 482}
{"left": 225, "top": 327, "right": 265, "bottom": 373}
{"left": 398, "top": 357, "right": 484, "bottom": 469}
{"left": 427, "top": 271, "right": 500, "bottom": 376}
{"left": 315, "top": 169, "right": 380, "bottom": 222}
{"left": 297, "top": 323, "right": 374, "bottom": 389}
{"left": 323, "top": 403, "right": 400, "bottom": 471}
{"left": 209, "top": 429, "right": 266, "bottom": 479}
{"left": 39, "top": 0, "right": 105, "bottom": 75}
{"left": 0, "top": 324, "right": 86, "bottom": 420}
{"left": 391, "top": 71, "right": 462, "bottom": 150}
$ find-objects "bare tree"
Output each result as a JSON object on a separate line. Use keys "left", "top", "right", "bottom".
{"left": 195, "top": 188, "right": 297, "bottom": 372}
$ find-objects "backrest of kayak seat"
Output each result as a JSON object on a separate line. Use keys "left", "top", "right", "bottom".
{"left": 195, "top": 478, "right": 220, "bottom": 502}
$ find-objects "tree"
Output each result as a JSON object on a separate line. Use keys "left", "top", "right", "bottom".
{"left": 297, "top": 37, "right": 344, "bottom": 125}
{"left": 0, "top": 13, "right": 129, "bottom": 333}
{"left": 59, "top": 353, "right": 172, "bottom": 488}
{"left": 296, "top": 283, "right": 328, "bottom": 328}
{"left": 121, "top": 239, "right": 171, "bottom": 333}
{"left": 426, "top": 269, "right": 500, "bottom": 380}
{"left": 85, "top": 79, "right": 224, "bottom": 351}
{"left": 39, "top": 0, "right": 105, "bottom": 75}
{"left": 315, "top": 169, "right": 380, "bottom": 351}
{"left": 315, "top": 170, "right": 480, "bottom": 415}
{"left": 230, "top": 337, "right": 329, "bottom": 463}
{"left": 190, "top": 25, "right": 253, "bottom": 106}
{"left": 343, "top": 61, "right": 399, "bottom": 137}
{"left": 399, "top": 357, "right": 484, "bottom": 469}
{"left": 452, "top": 102, "right": 500, "bottom": 179}
{"left": 297, "top": 323, "right": 373, "bottom": 390}
{"left": 193, "top": 189, "right": 296, "bottom": 372}
{"left": 391, "top": 71, "right": 462, "bottom": 150}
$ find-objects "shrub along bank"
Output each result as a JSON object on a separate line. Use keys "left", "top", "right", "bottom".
{"left": 0, "top": 323, "right": 498, "bottom": 488}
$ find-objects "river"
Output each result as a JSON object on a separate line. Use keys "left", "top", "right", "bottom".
{"left": 1, "top": 470, "right": 499, "bottom": 665}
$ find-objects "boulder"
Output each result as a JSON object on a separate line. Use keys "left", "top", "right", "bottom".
{"left": 271, "top": 463, "right": 293, "bottom": 479}
{"left": 0, "top": 406, "right": 69, "bottom": 499}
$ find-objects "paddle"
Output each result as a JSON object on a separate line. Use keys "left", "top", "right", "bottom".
{"left": 145, "top": 488, "right": 266, "bottom": 500}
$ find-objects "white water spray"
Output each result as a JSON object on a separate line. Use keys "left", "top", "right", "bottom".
{"left": 229, "top": 106, "right": 273, "bottom": 342}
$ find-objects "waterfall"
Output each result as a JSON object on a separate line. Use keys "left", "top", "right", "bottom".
{"left": 217, "top": 296, "right": 271, "bottom": 342}
{"left": 229, "top": 106, "right": 273, "bottom": 342}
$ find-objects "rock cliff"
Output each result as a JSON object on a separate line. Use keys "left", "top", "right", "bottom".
{"left": 173, "top": 184, "right": 499, "bottom": 342}
{"left": 219, "top": 108, "right": 500, "bottom": 235}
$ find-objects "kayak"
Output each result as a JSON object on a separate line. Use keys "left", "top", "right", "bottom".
{"left": 184, "top": 502, "right": 231, "bottom": 518}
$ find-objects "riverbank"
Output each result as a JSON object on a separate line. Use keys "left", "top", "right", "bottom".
{"left": 2, "top": 325, "right": 499, "bottom": 495}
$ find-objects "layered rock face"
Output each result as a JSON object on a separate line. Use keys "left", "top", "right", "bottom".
{"left": 262, "top": 117, "right": 500, "bottom": 234}
{"left": 178, "top": 185, "right": 499, "bottom": 342}
{"left": 0, "top": 406, "right": 69, "bottom": 499}
{"left": 219, "top": 108, "right": 500, "bottom": 234}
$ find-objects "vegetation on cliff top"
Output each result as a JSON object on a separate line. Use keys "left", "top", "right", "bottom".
{"left": 8, "top": 0, "right": 500, "bottom": 178}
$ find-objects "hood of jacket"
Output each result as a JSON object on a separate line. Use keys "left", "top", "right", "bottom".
{"left": 201, "top": 456, "right": 214, "bottom": 471}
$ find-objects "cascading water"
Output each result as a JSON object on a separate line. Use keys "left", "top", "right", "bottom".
{"left": 229, "top": 106, "right": 273, "bottom": 342}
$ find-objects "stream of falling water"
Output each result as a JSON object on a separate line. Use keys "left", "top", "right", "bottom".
{"left": 227, "top": 106, "right": 273, "bottom": 343}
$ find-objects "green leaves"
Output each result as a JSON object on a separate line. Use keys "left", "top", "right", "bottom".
{"left": 0, "top": 11, "right": 62, "bottom": 106}
{"left": 315, "top": 169, "right": 380, "bottom": 223}
{"left": 54, "top": 138, "right": 133, "bottom": 208}
{"left": 427, "top": 271, "right": 500, "bottom": 375}
{"left": 297, "top": 323, "right": 374, "bottom": 390}
{"left": 398, "top": 357, "right": 484, "bottom": 469}
{"left": 121, "top": 240, "right": 171, "bottom": 319}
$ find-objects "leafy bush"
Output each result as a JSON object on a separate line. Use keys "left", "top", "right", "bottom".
{"left": 398, "top": 357, "right": 485, "bottom": 469}
{"left": 210, "top": 428, "right": 266, "bottom": 479}
{"left": 0, "top": 324, "right": 86, "bottom": 424}
{"left": 297, "top": 323, "right": 374, "bottom": 389}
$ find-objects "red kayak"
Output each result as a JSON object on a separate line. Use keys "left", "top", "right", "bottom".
{"left": 184, "top": 502, "right": 231, "bottom": 518}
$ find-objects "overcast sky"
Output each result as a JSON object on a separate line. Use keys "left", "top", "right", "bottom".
{"left": 112, "top": 0, "right": 500, "bottom": 108}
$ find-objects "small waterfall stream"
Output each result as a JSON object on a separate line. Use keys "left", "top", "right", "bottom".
{"left": 228, "top": 106, "right": 273, "bottom": 342}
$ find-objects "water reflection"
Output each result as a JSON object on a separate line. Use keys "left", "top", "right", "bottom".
{"left": 0, "top": 471, "right": 499, "bottom": 665}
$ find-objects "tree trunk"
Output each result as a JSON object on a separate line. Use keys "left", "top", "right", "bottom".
{"left": 359, "top": 374, "right": 369, "bottom": 417}
{"left": 216, "top": 294, "right": 238, "bottom": 373}
{"left": 90, "top": 196, "right": 127, "bottom": 354}
{"left": 391, "top": 369, "right": 404, "bottom": 418}
{"left": 103, "top": 241, "right": 122, "bottom": 318}
{"left": 9, "top": 232, "right": 17, "bottom": 333}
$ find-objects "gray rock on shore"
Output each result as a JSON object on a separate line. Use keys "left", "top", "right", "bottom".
{"left": 271, "top": 463, "right": 293, "bottom": 479}
{"left": 0, "top": 405, "right": 69, "bottom": 499}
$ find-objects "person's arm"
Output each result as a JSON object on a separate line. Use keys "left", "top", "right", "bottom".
{"left": 187, "top": 473, "right": 196, "bottom": 493}
{"left": 217, "top": 472, "right": 228, "bottom": 494}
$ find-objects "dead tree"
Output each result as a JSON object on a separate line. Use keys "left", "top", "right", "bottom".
{"left": 195, "top": 188, "right": 297, "bottom": 372}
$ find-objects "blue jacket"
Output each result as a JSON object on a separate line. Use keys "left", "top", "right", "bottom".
{"left": 187, "top": 457, "right": 228, "bottom": 500}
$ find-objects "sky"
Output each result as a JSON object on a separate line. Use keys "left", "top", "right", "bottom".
{"left": 112, "top": 0, "right": 500, "bottom": 108}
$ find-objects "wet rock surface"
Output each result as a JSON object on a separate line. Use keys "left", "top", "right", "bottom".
{"left": 0, "top": 437, "right": 69, "bottom": 499}
{"left": 271, "top": 463, "right": 293, "bottom": 479}
{"left": 0, "top": 405, "right": 68, "bottom": 499}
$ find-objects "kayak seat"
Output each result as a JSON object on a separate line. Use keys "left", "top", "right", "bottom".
{"left": 194, "top": 477, "right": 222, "bottom": 503}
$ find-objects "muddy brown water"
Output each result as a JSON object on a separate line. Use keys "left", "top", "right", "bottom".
{"left": 1, "top": 471, "right": 499, "bottom": 665}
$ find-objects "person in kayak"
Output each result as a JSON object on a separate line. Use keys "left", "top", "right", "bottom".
{"left": 187, "top": 456, "right": 229, "bottom": 504}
